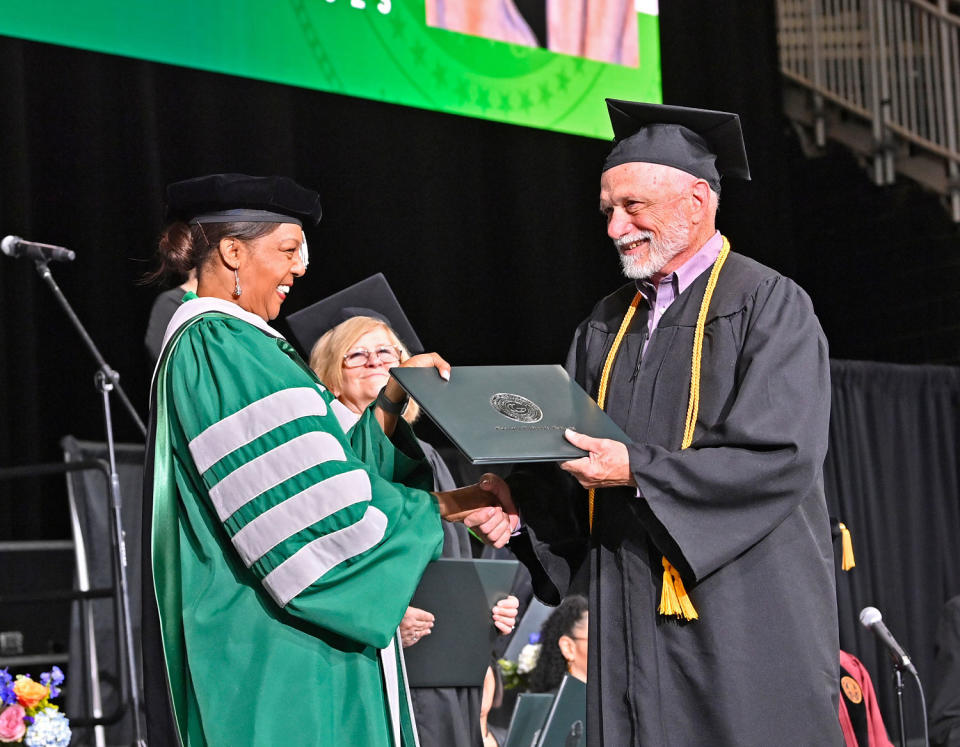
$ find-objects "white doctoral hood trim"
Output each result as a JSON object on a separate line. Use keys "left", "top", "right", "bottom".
{"left": 152, "top": 296, "right": 286, "bottom": 386}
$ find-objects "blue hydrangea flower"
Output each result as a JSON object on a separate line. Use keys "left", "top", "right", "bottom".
{"left": 39, "top": 667, "right": 64, "bottom": 699}
{"left": 0, "top": 668, "right": 16, "bottom": 706}
{"left": 24, "top": 708, "right": 71, "bottom": 747}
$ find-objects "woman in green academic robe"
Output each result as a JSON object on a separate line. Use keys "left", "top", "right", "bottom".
{"left": 141, "top": 173, "right": 517, "bottom": 747}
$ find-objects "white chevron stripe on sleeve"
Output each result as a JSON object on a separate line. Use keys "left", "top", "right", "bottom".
{"left": 230, "top": 469, "right": 372, "bottom": 566}
{"left": 262, "top": 506, "right": 389, "bottom": 607}
{"left": 189, "top": 387, "right": 328, "bottom": 473}
{"left": 207, "top": 430, "right": 346, "bottom": 521}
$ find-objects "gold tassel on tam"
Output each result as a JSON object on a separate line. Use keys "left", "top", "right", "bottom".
{"left": 659, "top": 558, "right": 699, "bottom": 620}
{"left": 839, "top": 522, "right": 856, "bottom": 571}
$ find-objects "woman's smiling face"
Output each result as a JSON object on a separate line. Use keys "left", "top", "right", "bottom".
{"left": 336, "top": 326, "right": 399, "bottom": 413}
{"left": 236, "top": 222, "right": 305, "bottom": 320}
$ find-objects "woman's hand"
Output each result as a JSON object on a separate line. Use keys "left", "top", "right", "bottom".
{"left": 491, "top": 595, "right": 519, "bottom": 635}
{"left": 381, "top": 351, "right": 450, "bottom": 404}
{"left": 399, "top": 606, "right": 435, "bottom": 648}
{"left": 375, "top": 352, "right": 450, "bottom": 435}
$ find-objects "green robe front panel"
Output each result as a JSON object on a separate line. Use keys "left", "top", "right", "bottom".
{"left": 150, "top": 306, "right": 443, "bottom": 746}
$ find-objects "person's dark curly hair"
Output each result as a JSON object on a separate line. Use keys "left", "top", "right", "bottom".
{"left": 527, "top": 594, "right": 588, "bottom": 693}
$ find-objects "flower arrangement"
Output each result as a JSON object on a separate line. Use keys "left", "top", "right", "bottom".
{"left": 0, "top": 667, "right": 71, "bottom": 746}
{"left": 497, "top": 633, "right": 542, "bottom": 691}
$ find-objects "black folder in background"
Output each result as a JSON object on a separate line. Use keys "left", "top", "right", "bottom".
{"left": 536, "top": 675, "right": 587, "bottom": 747}
{"left": 390, "top": 365, "right": 629, "bottom": 464}
{"left": 503, "top": 693, "right": 554, "bottom": 747}
{"left": 403, "top": 558, "right": 519, "bottom": 687}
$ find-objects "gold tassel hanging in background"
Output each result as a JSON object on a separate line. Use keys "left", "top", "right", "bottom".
{"left": 839, "top": 522, "right": 856, "bottom": 571}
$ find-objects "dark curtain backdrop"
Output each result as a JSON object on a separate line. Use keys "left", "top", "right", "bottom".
{"left": 2, "top": 0, "right": 960, "bottom": 741}
{"left": 0, "top": 1, "right": 795, "bottom": 538}
{"left": 827, "top": 360, "right": 960, "bottom": 740}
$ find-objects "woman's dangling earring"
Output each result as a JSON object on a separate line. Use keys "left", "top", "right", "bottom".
{"left": 233, "top": 269, "right": 242, "bottom": 298}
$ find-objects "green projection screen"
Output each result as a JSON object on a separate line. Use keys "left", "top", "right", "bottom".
{"left": 0, "top": 0, "right": 661, "bottom": 139}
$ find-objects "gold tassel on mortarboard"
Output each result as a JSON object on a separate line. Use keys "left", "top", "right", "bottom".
{"left": 839, "top": 522, "right": 856, "bottom": 571}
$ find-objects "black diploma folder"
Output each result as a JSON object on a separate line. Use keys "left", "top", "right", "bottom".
{"left": 403, "top": 558, "right": 519, "bottom": 688}
{"left": 390, "top": 365, "right": 629, "bottom": 464}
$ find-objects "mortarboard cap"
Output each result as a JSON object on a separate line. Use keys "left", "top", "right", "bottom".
{"left": 285, "top": 273, "right": 424, "bottom": 356}
{"left": 602, "top": 99, "right": 751, "bottom": 192}
{"left": 165, "top": 173, "right": 323, "bottom": 227}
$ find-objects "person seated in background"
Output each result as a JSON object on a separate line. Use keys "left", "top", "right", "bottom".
{"left": 527, "top": 594, "right": 589, "bottom": 693}
{"left": 143, "top": 267, "right": 197, "bottom": 365}
{"left": 309, "top": 310, "right": 519, "bottom": 747}
{"left": 931, "top": 595, "right": 960, "bottom": 747}
{"left": 828, "top": 519, "right": 894, "bottom": 747}
{"left": 838, "top": 650, "right": 894, "bottom": 747}
{"left": 480, "top": 661, "right": 505, "bottom": 747}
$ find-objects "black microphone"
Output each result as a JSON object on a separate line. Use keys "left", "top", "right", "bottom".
{"left": 1, "top": 235, "right": 76, "bottom": 263}
{"left": 859, "top": 606, "right": 918, "bottom": 675}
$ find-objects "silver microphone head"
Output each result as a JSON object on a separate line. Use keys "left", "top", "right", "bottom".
{"left": 859, "top": 606, "right": 882, "bottom": 627}
{"left": 1, "top": 235, "right": 20, "bottom": 257}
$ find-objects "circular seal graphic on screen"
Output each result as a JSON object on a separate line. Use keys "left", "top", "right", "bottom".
{"left": 490, "top": 393, "right": 543, "bottom": 423}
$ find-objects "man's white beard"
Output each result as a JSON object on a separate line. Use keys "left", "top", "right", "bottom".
{"left": 616, "top": 212, "right": 691, "bottom": 280}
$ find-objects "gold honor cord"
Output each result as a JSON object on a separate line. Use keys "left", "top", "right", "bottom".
{"left": 588, "top": 291, "right": 644, "bottom": 533}
{"left": 589, "top": 236, "right": 732, "bottom": 622}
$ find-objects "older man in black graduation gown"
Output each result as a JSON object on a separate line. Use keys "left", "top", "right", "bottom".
{"left": 507, "top": 101, "right": 843, "bottom": 746}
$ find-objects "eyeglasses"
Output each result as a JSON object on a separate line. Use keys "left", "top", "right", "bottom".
{"left": 342, "top": 345, "right": 402, "bottom": 368}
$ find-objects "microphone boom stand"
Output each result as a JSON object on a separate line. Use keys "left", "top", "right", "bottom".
{"left": 893, "top": 665, "right": 907, "bottom": 747}
{"left": 888, "top": 649, "right": 930, "bottom": 747}
{"left": 33, "top": 258, "right": 147, "bottom": 747}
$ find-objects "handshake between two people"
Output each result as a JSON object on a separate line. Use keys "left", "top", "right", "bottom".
{"left": 403, "top": 353, "right": 635, "bottom": 548}
{"left": 430, "top": 427, "right": 637, "bottom": 550}
{"left": 432, "top": 474, "right": 518, "bottom": 549}
{"left": 430, "top": 426, "right": 637, "bottom": 550}
{"left": 386, "top": 353, "right": 519, "bottom": 548}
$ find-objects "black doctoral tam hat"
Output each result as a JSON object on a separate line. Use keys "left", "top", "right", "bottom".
{"left": 165, "top": 173, "right": 323, "bottom": 226}
{"left": 602, "top": 100, "right": 751, "bottom": 192}
{"left": 286, "top": 273, "right": 424, "bottom": 356}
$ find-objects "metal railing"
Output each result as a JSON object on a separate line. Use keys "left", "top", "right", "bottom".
{"left": 777, "top": 0, "right": 960, "bottom": 220}
{"left": 0, "top": 460, "right": 130, "bottom": 733}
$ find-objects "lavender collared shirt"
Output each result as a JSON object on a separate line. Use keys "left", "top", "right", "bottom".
{"left": 637, "top": 231, "right": 723, "bottom": 355}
